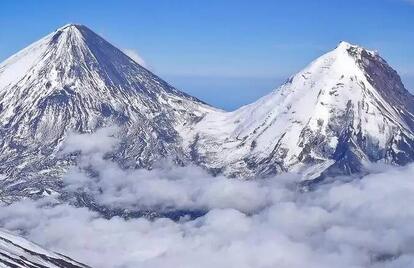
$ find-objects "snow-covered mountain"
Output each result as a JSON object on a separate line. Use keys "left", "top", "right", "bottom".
{"left": 0, "top": 229, "right": 89, "bottom": 268}
{"left": 0, "top": 24, "right": 215, "bottom": 201}
{"left": 188, "top": 41, "right": 414, "bottom": 179}
{"left": 1, "top": 24, "right": 414, "bottom": 202}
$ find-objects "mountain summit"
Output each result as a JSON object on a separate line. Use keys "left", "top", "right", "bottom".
{"left": 187, "top": 41, "right": 414, "bottom": 179}
{"left": 0, "top": 24, "right": 215, "bottom": 200}
{"left": 1, "top": 25, "right": 414, "bottom": 202}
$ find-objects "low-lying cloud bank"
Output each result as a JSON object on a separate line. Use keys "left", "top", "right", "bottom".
{"left": 1, "top": 129, "right": 414, "bottom": 268}
{"left": 61, "top": 127, "right": 297, "bottom": 214}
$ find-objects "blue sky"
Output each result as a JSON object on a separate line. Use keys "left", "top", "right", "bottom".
{"left": 1, "top": 0, "right": 413, "bottom": 110}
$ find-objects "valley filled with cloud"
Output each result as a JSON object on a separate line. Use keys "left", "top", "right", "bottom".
{"left": 1, "top": 129, "right": 414, "bottom": 268}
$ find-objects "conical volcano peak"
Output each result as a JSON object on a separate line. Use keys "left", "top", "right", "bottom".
{"left": 58, "top": 23, "right": 84, "bottom": 30}
{"left": 47, "top": 24, "right": 118, "bottom": 55}
{"left": 0, "top": 24, "right": 215, "bottom": 193}
{"left": 53, "top": 23, "right": 98, "bottom": 40}
{"left": 335, "top": 40, "right": 369, "bottom": 50}
{"left": 334, "top": 41, "right": 378, "bottom": 59}
{"left": 8, "top": 23, "right": 151, "bottom": 91}
{"left": 54, "top": 23, "right": 95, "bottom": 36}
{"left": 286, "top": 40, "right": 386, "bottom": 84}
{"left": 49, "top": 24, "right": 85, "bottom": 46}
{"left": 0, "top": 23, "right": 210, "bottom": 105}
{"left": 193, "top": 40, "right": 414, "bottom": 179}
{"left": 282, "top": 41, "right": 367, "bottom": 83}
{"left": 336, "top": 40, "right": 353, "bottom": 49}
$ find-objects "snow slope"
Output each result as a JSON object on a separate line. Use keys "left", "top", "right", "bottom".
{"left": 0, "top": 229, "right": 89, "bottom": 268}
{"left": 187, "top": 41, "right": 414, "bottom": 178}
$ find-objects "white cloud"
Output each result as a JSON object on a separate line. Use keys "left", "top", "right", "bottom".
{"left": 60, "top": 129, "right": 290, "bottom": 213}
{"left": 3, "top": 165, "right": 414, "bottom": 268}
{"left": 62, "top": 160, "right": 291, "bottom": 213}
{"left": 122, "top": 48, "right": 148, "bottom": 68}
{"left": 2, "top": 128, "right": 414, "bottom": 267}
{"left": 62, "top": 126, "right": 119, "bottom": 156}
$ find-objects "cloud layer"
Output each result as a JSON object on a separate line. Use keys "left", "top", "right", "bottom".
{"left": 1, "top": 129, "right": 414, "bottom": 268}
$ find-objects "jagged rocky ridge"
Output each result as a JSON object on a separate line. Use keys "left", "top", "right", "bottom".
{"left": 1, "top": 24, "right": 414, "bottom": 202}
{"left": 0, "top": 229, "right": 89, "bottom": 268}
